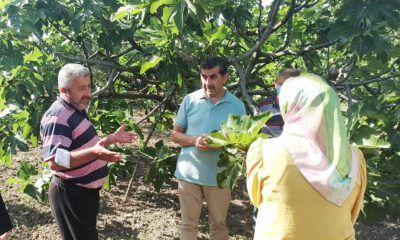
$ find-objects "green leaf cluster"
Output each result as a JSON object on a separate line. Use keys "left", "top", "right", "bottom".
{"left": 208, "top": 112, "right": 271, "bottom": 189}
{"left": 207, "top": 112, "right": 271, "bottom": 151}
{"left": 139, "top": 140, "right": 178, "bottom": 191}
{"left": 349, "top": 90, "right": 400, "bottom": 222}
{"left": 105, "top": 146, "right": 138, "bottom": 191}
{"left": 6, "top": 161, "right": 51, "bottom": 204}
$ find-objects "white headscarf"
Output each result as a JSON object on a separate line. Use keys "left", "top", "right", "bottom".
{"left": 278, "top": 74, "right": 359, "bottom": 206}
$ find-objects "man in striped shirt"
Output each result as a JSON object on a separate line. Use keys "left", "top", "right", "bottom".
{"left": 255, "top": 68, "right": 301, "bottom": 137}
{"left": 40, "top": 63, "right": 137, "bottom": 240}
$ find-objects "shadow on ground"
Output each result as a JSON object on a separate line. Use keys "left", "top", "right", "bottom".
{"left": 7, "top": 202, "right": 53, "bottom": 228}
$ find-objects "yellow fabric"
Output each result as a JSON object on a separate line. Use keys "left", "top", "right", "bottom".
{"left": 246, "top": 138, "right": 367, "bottom": 240}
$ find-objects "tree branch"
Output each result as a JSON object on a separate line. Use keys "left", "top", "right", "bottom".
{"left": 233, "top": 62, "right": 256, "bottom": 112}
{"left": 271, "top": 0, "right": 296, "bottom": 32}
{"left": 248, "top": 89, "right": 274, "bottom": 96}
{"left": 135, "top": 86, "right": 177, "bottom": 125}
{"left": 57, "top": 54, "right": 141, "bottom": 73}
{"left": 143, "top": 105, "right": 168, "bottom": 146}
{"left": 344, "top": 81, "right": 353, "bottom": 120}
{"left": 274, "top": 40, "right": 337, "bottom": 57}
{"left": 276, "top": 8, "right": 294, "bottom": 52}
{"left": 32, "top": 32, "right": 144, "bottom": 75}
{"left": 294, "top": 0, "right": 318, "bottom": 11}
{"left": 110, "top": 46, "right": 136, "bottom": 59}
{"left": 335, "top": 54, "right": 356, "bottom": 84}
{"left": 229, "top": 0, "right": 282, "bottom": 62}
{"left": 92, "top": 68, "right": 120, "bottom": 98}
{"left": 97, "top": 92, "right": 165, "bottom": 101}
{"left": 337, "top": 74, "right": 400, "bottom": 87}
{"left": 257, "top": 0, "right": 263, "bottom": 37}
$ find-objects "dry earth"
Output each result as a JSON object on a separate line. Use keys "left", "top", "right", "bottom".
{"left": 1, "top": 129, "right": 399, "bottom": 240}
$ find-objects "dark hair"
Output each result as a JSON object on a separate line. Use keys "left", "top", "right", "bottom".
{"left": 200, "top": 56, "right": 229, "bottom": 75}
{"left": 275, "top": 68, "right": 300, "bottom": 84}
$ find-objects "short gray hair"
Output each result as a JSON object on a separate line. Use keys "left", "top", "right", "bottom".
{"left": 58, "top": 63, "right": 90, "bottom": 89}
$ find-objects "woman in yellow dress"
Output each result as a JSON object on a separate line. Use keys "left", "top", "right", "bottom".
{"left": 246, "top": 74, "right": 367, "bottom": 240}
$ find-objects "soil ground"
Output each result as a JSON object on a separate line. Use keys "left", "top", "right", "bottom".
{"left": 1, "top": 129, "right": 399, "bottom": 240}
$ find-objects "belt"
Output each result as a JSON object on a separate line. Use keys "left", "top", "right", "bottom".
{"left": 51, "top": 175, "right": 101, "bottom": 192}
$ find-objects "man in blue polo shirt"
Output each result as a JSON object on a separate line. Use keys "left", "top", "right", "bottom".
{"left": 171, "top": 56, "right": 246, "bottom": 239}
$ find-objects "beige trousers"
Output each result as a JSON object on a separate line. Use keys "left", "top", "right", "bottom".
{"left": 178, "top": 179, "right": 231, "bottom": 240}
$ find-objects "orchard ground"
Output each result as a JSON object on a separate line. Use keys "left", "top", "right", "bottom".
{"left": 1, "top": 128, "right": 399, "bottom": 240}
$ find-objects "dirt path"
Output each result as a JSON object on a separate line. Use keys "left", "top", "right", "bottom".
{"left": 1, "top": 145, "right": 399, "bottom": 240}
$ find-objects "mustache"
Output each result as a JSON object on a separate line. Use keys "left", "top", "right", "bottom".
{"left": 81, "top": 97, "right": 91, "bottom": 101}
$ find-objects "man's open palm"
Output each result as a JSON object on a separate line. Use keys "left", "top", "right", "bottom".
{"left": 113, "top": 124, "right": 137, "bottom": 144}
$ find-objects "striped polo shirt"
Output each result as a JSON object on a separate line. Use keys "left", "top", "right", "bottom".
{"left": 40, "top": 97, "right": 107, "bottom": 189}
{"left": 254, "top": 94, "right": 284, "bottom": 138}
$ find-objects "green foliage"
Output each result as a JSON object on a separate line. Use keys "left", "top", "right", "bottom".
{"left": 89, "top": 101, "right": 144, "bottom": 141}
{"left": 208, "top": 112, "right": 271, "bottom": 151}
{"left": 349, "top": 88, "right": 400, "bottom": 222}
{"left": 105, "top": 146, "right": 138, "bottom": 191}
{"left": 138, "top": 140, "right": 178, "bottom": 191}
{"left": 216, "top": 146, "right": 244, "bottom": 190}
{"left": 6, "top": 161, "right": 51, "bottom": 204}
{"left": 140, "top": 56, "right": 163, "bottom": 74}
{"left": 0, "top": 0, "right": 399, "bottom": 223}
{"left": 0, "top": 105, "right": 34, "bottom": 167}
{"left": 208, "top": 113, "right": 271, "bottom": 189}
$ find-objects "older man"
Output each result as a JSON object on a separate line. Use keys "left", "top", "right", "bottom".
{"left": 171, "top": 56, "right": 246, "bottom": 239}
{"left": 40, "top": 63, "right": 137, "bottom": 240}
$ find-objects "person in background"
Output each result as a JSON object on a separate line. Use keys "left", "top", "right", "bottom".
{"left": 255, "top": 68, "right": 300, "bottom": 137}
{"left": 0, "top": 193, "right": 13, "bottom": 240}
{"left": 40, "top": 63, "right": 137, "bottom": 240}
{"left": 251, "top": 68, "right": 300, "bottom": 228}
{"left": 171, "top": 56, "right": 246, "bottom": 240}
{"left": 246, "top": 74, "right": 367, "bottom": 240}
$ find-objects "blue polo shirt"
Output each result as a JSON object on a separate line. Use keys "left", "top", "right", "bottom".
{"left": 174, "top": 89, "right": 246, "bottom": 186}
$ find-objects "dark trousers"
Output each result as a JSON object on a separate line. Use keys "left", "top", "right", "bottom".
{"left": 252, "top": 206, "right": 258, "bottom": 230}
{"left": 49, "top": 175, "right": 100, "bottom": 240}
{"left": 0, "top": 193, "right": 13, "bottom": 235}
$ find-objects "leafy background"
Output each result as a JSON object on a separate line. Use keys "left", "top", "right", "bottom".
{"left": 0, "top": 0, "right": 399, "bottom": 224}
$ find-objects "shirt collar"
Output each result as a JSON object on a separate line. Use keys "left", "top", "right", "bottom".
{"left": 199, "top": 88, "right": 232, "bottom": 103}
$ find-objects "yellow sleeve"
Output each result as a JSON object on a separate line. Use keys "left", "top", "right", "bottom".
{"left": 246, "top": 138, "right": 266, "bottom": 208}
{"left": 351, "top": 147, "right": 367, "bottom": 225}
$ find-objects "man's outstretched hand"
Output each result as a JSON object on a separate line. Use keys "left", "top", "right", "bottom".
{"left": 92, "top": 142, "right": 123, "bottom": 162}
{"left": 113, "top": 123, "right": 137, "bottom": 143}
{"left": 98, "top": 124, "right": 138, "bottom": 147}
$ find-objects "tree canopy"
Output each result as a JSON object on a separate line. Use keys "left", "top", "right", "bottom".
{"left": 1, "top": 0, "right": 399, "bottom": 222}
